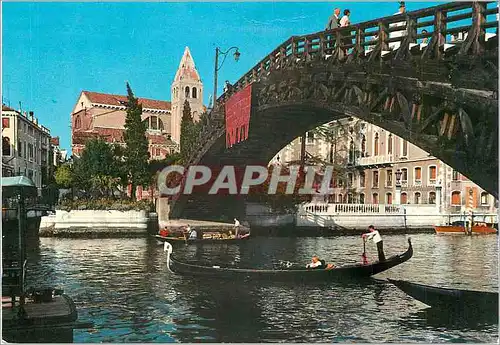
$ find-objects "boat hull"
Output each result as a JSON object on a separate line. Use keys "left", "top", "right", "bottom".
{"left": 388, "top": 279, "right": 499, "bottom": 317}
{"left": 434, "top": 225, "right": 497, "bottom": 235}
{"left": 154, "top": 234, "right": 250, "bottom": 245}
{"left": 165, "top": 239, "right": 413, "bottom": 282}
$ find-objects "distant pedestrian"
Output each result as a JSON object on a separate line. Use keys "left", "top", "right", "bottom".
{"left": 339, "top": 9, "right": 351, "bottom": 55}
{"left": 421, "top": 29, "right": 429, "bottom": 44}
{"left": 362, "top": 225, "right": 386, "bottom": 262}
{"left": 326, "top": 7, "right": 341, "bottom": 30}
{"left": 389, "top": 2, "right": 407, "bottom": 50}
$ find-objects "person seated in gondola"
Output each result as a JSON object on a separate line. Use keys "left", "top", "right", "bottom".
{"left": 306, "top": 256, "right": 325, "bottom": 269}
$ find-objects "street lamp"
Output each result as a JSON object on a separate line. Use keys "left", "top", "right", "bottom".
{"left": 213, "top": 46, "right": 240, "bottom": 107}
{"left": 395, "top": 169, "right": 402, "bottom": 186}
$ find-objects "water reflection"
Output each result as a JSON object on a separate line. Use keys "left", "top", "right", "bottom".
{"left": 25, "top": 234, "right": 498, "bottom": 343}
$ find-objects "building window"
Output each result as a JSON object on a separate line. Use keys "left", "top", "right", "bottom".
{"left": 451, "top": 191, "right": 461, "bottom": 206}
{"left": 481, "top": 192, "right": 489, "bottom": 205}
{"left": 374, "top": 133, "right": 379, "bottom": 156}
{"left": 372, "top": 170, "right": 379, "bottom": 188}
{"left": 338, "top": 194, "right": 343, "bottom": 203}
{"left": 452, "top": 170, "right": 459, "bottom": 181}
{"left": 28, "top": 169, "right": 33, "bottom": 180}
{"left": 387, "top": 169, "right": 393, "bottom": 187}
{"left": 348, "top": 140, "right": 355, "bottom": 163}
{"left": 414, "top": 167, "right": 422, "bottom": 183}
{"left": 359, "top": 171, "right": 365, "bottom": 188}
{"left": 185, "top": 86, "right": 190, "bottom": 98}
{"left": 2, "top": 118, "right": 10, "bottom": 128}
{"left": 414, "top": 192, "right": 421, "bottom": 204}
{"left": 401, "top": 168, "right": 408, "bottom": 183}
{"left": 361, "top": 135, "right": 366, "bottom": 157}
{"left": 402, "top": 140, "right": 408, "bottom": 157}
{"left": 18, "top": 140, "right": 22, "bottom": 157}
{"left": 192, "top": 87, "right": 197, "bottom": 99}
{"left": 75, "top": 115, "right": 81, "bottom": 129}
{"left": 387, "top": 134, "right": 393, "bottom": 155}
{"left": 372, "top": 193, "right": 379, "bottom": 204}
{"left": 429, "top": 166, "right": 437, "bottom": 184}
{"left": 306, "top": 131, "right": 314, "bottom": 144}
{"left": 2, "top": 137, "right": 11, "bottom": 156}
{"left": 429, "top": 192, "right": 436, "bottom": 204}
{"left": 386, "top": 193, "right": 393, "bottom": 204}
{"left": 28, "top": 143, "right": 33, "bottom": 161}
{"left": 401, "top": 192, "right": 408, "bottom": 204}
{"left": 348, "top": 173, "right": 353, "bottom": 187}
{"left": 347, "top": 193, "right": 353, "bottom": 204}
{"left": 359, "top": 193, "right": 365, "bottom": 204}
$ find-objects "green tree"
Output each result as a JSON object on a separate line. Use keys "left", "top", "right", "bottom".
{"left": 55, "top": 163, "right": 73, "bottom": 189}
{"left": 72, "top": 138, "right": 124, "bottom": 199}
{"left": 123, "top": 83, "right": 150, "bottom": 200}
{"left": 180, "top": 100, "right": 202, "bottom": 162}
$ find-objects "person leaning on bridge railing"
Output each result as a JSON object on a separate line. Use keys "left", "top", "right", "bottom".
{"left": 389, "top": 1, "right": 407, "bottom": 51}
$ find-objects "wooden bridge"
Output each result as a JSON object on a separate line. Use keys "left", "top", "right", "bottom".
{"left": 170, "top": 1, "right": 498, "bottom": 220}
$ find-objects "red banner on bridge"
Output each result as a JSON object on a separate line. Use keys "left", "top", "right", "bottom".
{"left": 225, "top": 84, "right": 252, "bottom": 148}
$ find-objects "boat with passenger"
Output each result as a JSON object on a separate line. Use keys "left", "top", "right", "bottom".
{"left": 163, "top": 238, "right": 413, "bottom": 282}
{"left": 154, "top": 224, "right": 251, "bottom": 245}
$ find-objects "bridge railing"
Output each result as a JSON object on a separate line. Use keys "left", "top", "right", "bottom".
{"left": 220, "top": 1, "right": 497, "bottom": 102}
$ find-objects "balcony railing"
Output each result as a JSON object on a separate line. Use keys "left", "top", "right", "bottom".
{"left": 357, "top": 155, "right": 394, "bottom": 166}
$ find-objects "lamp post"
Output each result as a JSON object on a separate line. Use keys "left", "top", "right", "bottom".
{"left": 213, "top": 46, "right": 240, "bottom": 107}
{"left": 395, "top": 168, "right": 402, "bottom": 205}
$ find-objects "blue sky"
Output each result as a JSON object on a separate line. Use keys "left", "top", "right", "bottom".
{"left": 2, "top": 2, "right": 440, "bottom": 151}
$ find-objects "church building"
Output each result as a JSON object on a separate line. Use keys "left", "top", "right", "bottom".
{"left": 71, "top": 47, "right": 204, "bottom": 158}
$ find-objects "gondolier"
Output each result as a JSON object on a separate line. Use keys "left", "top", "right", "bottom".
{"left": 362, "top": 225, "right": 386, "bottom": 262}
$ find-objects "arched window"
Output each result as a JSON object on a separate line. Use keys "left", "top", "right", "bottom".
{"left": 192, "top": 87, "right": 197, "bottom": 99}
{"left": 150, "top": 116, "right": 158, "bottom": 130}
{"left": 158, "top": 119, "right": 164, "bottom": 131}
{"left": 386, "top": 193, "right": 392, "bottom": 204}
{"left": 414, "top": 192, "right": 421, "bottom": 204}
{"left": 452, "top": 170, "right": 459, "bottom": 181}
{"left": 75, "top": 115, "right": 81, "bottom": 129}
{"left": 185, "top": 86, "right": 190, "bottom": 98}
{"left": 372, "top": 193, "right": 379, "bottom": 204}
{"left": 429, "top": 165, "right": 437, "bottom": 184}
{"left": 374, "top": 133, "right": 379, "bottom": 156}
{"left": 401, "top": 168, "right": 408, "bottom": 183}
{"left": 347, "top": 193, "right": 353, "bottom": 204}
{"left": 2, "top": 137, "right": 11, "bottom": 156}
{"left": 359, "top": 193, "right": 365, "bottom": 204}
{"left": 338, "top": 194, "right": 343, "bottom": 203}
{"left": 387, "top": 134, "right": 393, "bottom": 155}
{"left": 359, "top": 171, "right": 365, "bottom": 187}
{"left": 414, "top": 167, "right": 422, "bottom": 183}
{"left": 480, "top": 192, "right": 489, "bottom": 205}
{"left": 429, "top": 192, "right": 436, "bottom": 204}
{"left": 401, "top": 192, "right": 408, "bottom": 204}
{"left": 451, "top": 191, "right": 461, "bottom": 206}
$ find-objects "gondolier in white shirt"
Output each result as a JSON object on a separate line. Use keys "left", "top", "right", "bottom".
{"left": 234, "top": 218, "right": 241, "bottom": 238}
{"left": 362, "top": 225, "right": 386, "bottom": 262}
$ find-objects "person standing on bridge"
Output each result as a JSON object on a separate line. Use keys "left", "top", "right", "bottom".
{"left": 339, "top": 9, "right": 351, "bottom": 55}
{"left": 389, "top": 1, "right": 407, "bottom": 50}
{"left": 326, "top": 7, "right": 341, "bottom": 30}
{"left": 362, "top": 225, "right": 386, "bottom": 262}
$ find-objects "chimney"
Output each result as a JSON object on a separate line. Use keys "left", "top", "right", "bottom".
{"left": 29, "top": 111, "right": 34, "bottom": 120}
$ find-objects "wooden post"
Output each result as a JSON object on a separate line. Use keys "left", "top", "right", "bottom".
{"left": 434, "top": 10, "right": 447, "bottom": 59}
{"left": 355, "top": 27, "right": 364, "bottom": 57}
{"left": 472, "top": 1, "right": 487, "bottom": 55}
{"left": 467, "top": 187, "right": 474, "bottom": 235}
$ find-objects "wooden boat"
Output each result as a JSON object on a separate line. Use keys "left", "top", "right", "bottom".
{"left": 434, "top": 221, "right": 497, "bottom": 235}
{"left": 388, "top": 279, "right": 498, "bottom": 315}
{"left": 163, "top": 238, "right": 413, "bottom": 282}
{"left": 154, "top": 233, "right": 250, "bottom": 245}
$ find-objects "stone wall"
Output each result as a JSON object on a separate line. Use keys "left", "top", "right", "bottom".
{"left": 39, "top": 210, "right": 150, "bottom": 237}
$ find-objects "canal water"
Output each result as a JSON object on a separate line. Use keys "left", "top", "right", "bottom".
{"left": 25, "top": 234, "right": 497, "bottom": 343}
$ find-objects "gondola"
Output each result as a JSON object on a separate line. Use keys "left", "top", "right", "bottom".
{"left": 163, "top": 238, "right": 413, "bottom": 282}
{"left": 388, "top": 279, "right": 499, "bottom": 315}
{"left": 154, "top": 233, "right": 250, "bottom": 245}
